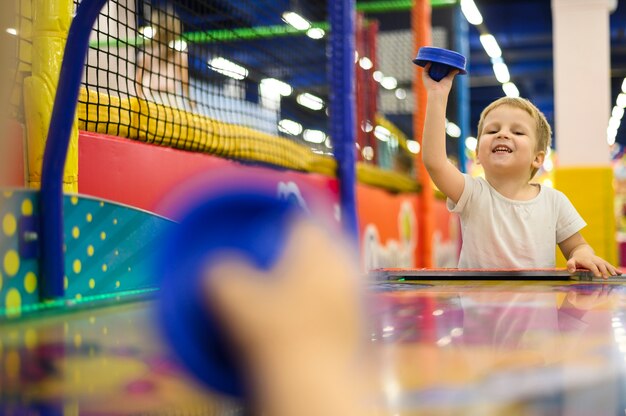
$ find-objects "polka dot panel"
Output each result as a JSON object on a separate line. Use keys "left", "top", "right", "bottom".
{"left": 0, "top": 190, "right": 41, "bottom": 317}
{"left": 62, "top": 195, "right": 173, "bottom": 300}
{"left": 0, "top": 190, "right": 174, "bottom": 318}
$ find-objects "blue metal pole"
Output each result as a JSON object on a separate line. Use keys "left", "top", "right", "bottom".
{"left": 454, "top": 5, "right": 470, "bottom": 173}
{"left": 39, "top": 0, "right": 109, "bottom": 299}
{"left": 329, "top": 0, "right": 359, "bottom": 242}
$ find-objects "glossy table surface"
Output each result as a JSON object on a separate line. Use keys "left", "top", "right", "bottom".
{"left": 2, "top": 280, "right": 626, "bottom": 415}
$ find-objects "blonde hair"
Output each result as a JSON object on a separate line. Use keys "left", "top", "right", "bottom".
{"left": 476, "top": 96, "right": 552, "bottom": 178}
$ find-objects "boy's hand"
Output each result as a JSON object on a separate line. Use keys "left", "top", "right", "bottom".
{"left": 566, "top": 249, "right": 621, "bottom": 279}
{"left": 421, "top": 63, "right": 458, "bottom": 95}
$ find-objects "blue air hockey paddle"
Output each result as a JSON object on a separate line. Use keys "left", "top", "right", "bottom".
{"left": 413, "top": 46, "right": 467, "bottom": 81}
{"left": 156, "top": 185, "right": 305, "bottom": 398}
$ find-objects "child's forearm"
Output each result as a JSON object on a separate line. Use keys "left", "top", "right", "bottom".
{"left": 568, "top": 243, "right": 595, "bottom": 260}
{"left": 422, "top": 92, "right": 451, "bottom": 174}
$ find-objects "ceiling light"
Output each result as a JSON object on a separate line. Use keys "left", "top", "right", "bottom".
{"left": 612, "top": 106, "right": 625, "bottom": 120}
{"left": 492, "top": 62, "right": 510, "bottom": 83}
{"left": 465, "top": 136, "right": 477, "bottom": 151}
{"left": 139, "top": 26, "right": 155, "bottom": 39}
{"left": 359, "top": 57, "right": 373, "bottom": 70}
{"left": 407, "top": 140, "right": 420, "bottom": 154}
{"left": 6, "top": 28, "right": 17, "bottom": 36}
{"left": 297, "top": 93, "right": 324, "bottom": 110}
{"left": 609, "top": 117, "right": 621, "bottom": 131}
{"left": 395, "top": 88, "right": 407, "bottom": 100}
{"left": 622, "top": 78, "right": 626, "bottom": 93}
{"left": 260, "top": 78, "right": 293, "bottom": 97}
{"left": 303, "top": 129, "right": 326, "bottom": 144}
{"left": 362, "top": 146, "right": 374, "bottom": 161}
{"left": 618, "top": 93, "right": 626, "bottom": 108}
{"left": 373, "top": 70, "right": 383, "bottom": 82}
{"left": 502, "top": 82, "right": 519, "bottom": 98}
{"left": 446, "top": 121, "right": 461, "bottom": 138}
{"left": 278, "top": 119, "right": 303, "bottom": 135}
{"left": 381, "top": 76, "right": 397, "bottom": 90}
{"left": 306, "top": 27, "right": 325, "bottom": 39}
{"left": 374, "top": 125, "right": 391, "bottom": 142}
{"left": 460, "top": 0, "right": 483, "bottom": 25}
{"left": 168, "top": 40, "right": 188, "bottom": 52}
{"left": 480, "top": 34, "right": 502, "bottom": 58}
{"left": 282, "top": 12, "right": 311, "bottom": 31}
{"left": 608, "top": 127, "right": 617, "bottom": 145}
{"left": 208, "top": 57, "right": 248, "bottom": 80}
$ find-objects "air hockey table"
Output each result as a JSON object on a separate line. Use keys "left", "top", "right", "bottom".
{"left": 2, "top": 269, "right": 626, "bottom": 415}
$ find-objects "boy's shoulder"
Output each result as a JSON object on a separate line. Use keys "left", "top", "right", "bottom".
{"left": 534, "top": 183, "right": 571, "bottom": 203}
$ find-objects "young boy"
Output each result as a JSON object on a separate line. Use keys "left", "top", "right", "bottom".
{"left": 421, "top": 64, "right": 619, "bottom": 278}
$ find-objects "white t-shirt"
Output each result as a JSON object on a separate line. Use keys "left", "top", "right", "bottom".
{"left": 447, "top": 175, "right": 586, "bottom": 268}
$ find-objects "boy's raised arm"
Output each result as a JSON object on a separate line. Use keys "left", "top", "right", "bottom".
{"left": 421, "top": 67, "right": 465, "bottom": 204}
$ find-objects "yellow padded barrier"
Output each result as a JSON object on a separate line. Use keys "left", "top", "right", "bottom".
{"left": 23, "top": 0, "right": 77, "bottom": 193}
{"left": 77, "top": 88, "right": 134, "bottom": 138}
{"left": 356, "top": 163, "right": 419, "bottom": 194}
{"left": 77, "top": 88, "right": 337, "bottom": 176}
{"left": 554, "top": 166, "right": 617, "bottom": 266}
{"left": 77, "top": 88, "right": 421, "bottom": 193}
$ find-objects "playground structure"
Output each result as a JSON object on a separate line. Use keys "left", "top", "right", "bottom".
{"left": 1, "top": 0, "right": 463, "bottom": 318}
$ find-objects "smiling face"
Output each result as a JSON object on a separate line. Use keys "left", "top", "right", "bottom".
{"left": 476, "top": 104, "right": 545, "bottom": 180}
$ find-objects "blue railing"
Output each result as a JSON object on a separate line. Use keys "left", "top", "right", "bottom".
{"left": 39, "top": 0, "right": 109, "bottom": 299}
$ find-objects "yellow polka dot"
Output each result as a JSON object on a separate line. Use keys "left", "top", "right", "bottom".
{"left": 72, "top": 226, "right": 80, "bottom": 239}
{"left": 102, "top": 326, "right": 108, "bottom": 335}
{"left": 4, "top": 250, "right": 19, "bottom": 277}
{"left": 24, "top": 272, "right": 37, "bottom": 293}
{"left": 115, "top": 281, "right": 120, "bottom": 288}
{"left": 70, "top": 196, "right": 78, "bottom": 206}
{"left": 100, "top": 232, "right": 106, "bottom": 240}
{"left": 86, "top": 213, "right": 93, "bottom": 222}
{"left": 89, "top": 316, "right": 96, "bottom": 324}
{"left": 64, "top": 276, "right": 68, "bottom": 290}
{"left": 89, "top": 278, "right": 95, "bottom": 289}
{"left": 99, "top": 201, "right": 104, "bottom": 207}
{"left": 87, "top": 245, "right": 94, "bottom": 256}
{"left": 101, "top": 264, "right": 107, "bottom": 272}
{"left": 3, "top": 191, "right": 13, "bottom": 198}
{"left": 24, "top": 329, "right": 37, "bottom": 350}
{"left": 74, "top": 333, "right": 82, "bottom": 348}
{"left": 2, "top": 214, "right": 16, "bottom": 237}
{"left": 75, "top": 293, "right": 82, "bottom": 300}
{"left": 5, "top": 288, "right": 21, "bottom": 314}
{"left": 21, "top": 199, "right": 33, "bottom": 216}
{"left": 73, "top": 259, "right": 81, "bottom": 274}
{"left": 113, "top": 218, "right": 118, "bottom": 225}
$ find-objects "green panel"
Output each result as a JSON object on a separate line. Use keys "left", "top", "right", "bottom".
{"left": 89, "top": 22, "right": 330, "bottom": 48}
{"left": 357, "top": 0, "right": 458, "bottom": 13}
